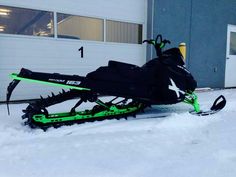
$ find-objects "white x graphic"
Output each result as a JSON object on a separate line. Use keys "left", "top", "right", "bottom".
{"left": 168, "top": 78, "right": 185, "bottom": 98}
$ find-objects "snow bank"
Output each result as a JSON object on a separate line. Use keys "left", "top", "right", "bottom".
{"left": 0, "top": 89, "right": 236, "bottom": 177}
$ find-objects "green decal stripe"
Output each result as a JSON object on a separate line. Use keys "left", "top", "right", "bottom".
{"left": 10, "top": 73, "right": 91, "bottom": 91}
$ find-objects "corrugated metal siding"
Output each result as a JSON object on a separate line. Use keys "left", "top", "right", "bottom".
{"left": 152, "top": 0, "right": 236, "bottom": 88}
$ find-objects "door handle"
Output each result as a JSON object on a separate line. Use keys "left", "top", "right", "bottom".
{"left": 226, "top": 57, "right": 230, "bottom": 60}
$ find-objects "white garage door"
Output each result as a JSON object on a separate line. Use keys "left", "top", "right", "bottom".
{"left": 225, "top": 24, "right": 236, "bottom": 87}
{"left": 0, "top": 0, "right": 147, "bottom": 101}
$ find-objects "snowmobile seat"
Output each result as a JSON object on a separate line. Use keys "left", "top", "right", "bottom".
{"left": 85, "top": 60, "right": 143, "bottom": 83}
{"left": 108, "top": 60, "right": 139, "bottom": 70}
{"left": 108, "top": 60, "right": 143, "bottom": 79}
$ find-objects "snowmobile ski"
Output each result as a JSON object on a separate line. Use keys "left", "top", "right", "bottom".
{"left": 6, "top": 34, "right": 226, "bottom": 130}
{"left": 189, "top": 95, "right": 226, "bottom": 116}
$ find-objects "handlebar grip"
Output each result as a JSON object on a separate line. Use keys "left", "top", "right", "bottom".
{"left": 163, "top": 39, "right": 171, "bottom": 44}
{"left": 143, "top": 40, "right": 155, "bottom": 45}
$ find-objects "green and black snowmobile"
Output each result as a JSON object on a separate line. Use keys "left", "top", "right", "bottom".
{"left": 6, "top": 35, "right": 226, "bottom": 129}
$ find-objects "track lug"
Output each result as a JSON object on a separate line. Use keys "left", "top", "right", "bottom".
{"left": 22, "top": 114, "right": 27, "bottom": 119}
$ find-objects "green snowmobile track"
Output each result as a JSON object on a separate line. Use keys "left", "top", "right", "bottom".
{"left": 9, "top": 73, "right": 146, "bottom": 129}
{"left": 32, "top": 104, "right": 144, "bottom": 125}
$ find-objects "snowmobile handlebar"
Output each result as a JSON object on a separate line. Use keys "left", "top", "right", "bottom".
{"left": 154, "top": 34, "right": 171, "bottom": 48}
{"left": 143, "top": 35, "right": 171, "bottom": 48}
{"left": 143, "top": 34, "right": 171, "bottom": 57}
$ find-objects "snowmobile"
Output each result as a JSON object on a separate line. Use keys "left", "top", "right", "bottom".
{"left": 6, "top": 35, "right": 226, "bottom": 130}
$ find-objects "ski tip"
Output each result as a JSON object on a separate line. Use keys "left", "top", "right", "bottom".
{"left": 210, "top": 95, "right": 226, "bottom": 111}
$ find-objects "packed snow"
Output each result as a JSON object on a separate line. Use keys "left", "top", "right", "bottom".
{"left": 0, "top": 89, "right": 236, "bottom": 177}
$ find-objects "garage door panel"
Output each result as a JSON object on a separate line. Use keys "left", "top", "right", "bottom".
{"left": 0, "top": 0, "right": 146, "bottom": 101}
{"left": 3, "top": 0, "right": 146, "bottom": 23}
{"left": 0, "top": 36, "right": 145, "bottom": 101}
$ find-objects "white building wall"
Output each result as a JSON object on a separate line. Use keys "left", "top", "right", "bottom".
{"left": 0, "top": 0, "right": 147, "bottom": 101}
{"left": 1, "top": 0, "right": 146, "bottom": 23}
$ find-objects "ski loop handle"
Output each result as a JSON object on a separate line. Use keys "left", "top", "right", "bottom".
{"left": 210, "top": 95, "right": 226, "bottom": 111}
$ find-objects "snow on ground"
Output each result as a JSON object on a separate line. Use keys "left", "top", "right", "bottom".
{"left": 0, "top": 89, "right": 236, "bottom": 177}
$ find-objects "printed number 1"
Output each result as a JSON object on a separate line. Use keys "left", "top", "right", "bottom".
{"left": 78, "top": 46, "right": 84, "bottom": 58}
